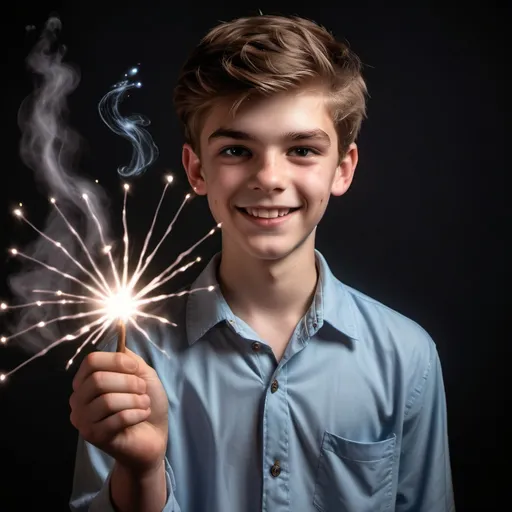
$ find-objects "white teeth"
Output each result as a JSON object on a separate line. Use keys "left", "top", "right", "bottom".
{"left": 245, "top": 208, "right": 291, "bottom": 218}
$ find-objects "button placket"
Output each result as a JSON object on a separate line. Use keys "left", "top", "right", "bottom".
{"left": 261, "top": 364, "right": 289, "bottom": 509}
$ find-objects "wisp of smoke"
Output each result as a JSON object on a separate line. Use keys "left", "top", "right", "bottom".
{"left": 7, "top": 16, "right": 157, "bottom": 355}
{"left": 98, "top": 66, "right": 159, "bottom": 177}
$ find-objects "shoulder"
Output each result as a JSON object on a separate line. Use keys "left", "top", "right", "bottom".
{"left": 339, "top": 281, "right": 443, "bottom": 412}
{"left": 338, "top": 280, "right": 437, "bottom": 375}
{"left": 318, "top": 251, "right": 436, "bottom": 370}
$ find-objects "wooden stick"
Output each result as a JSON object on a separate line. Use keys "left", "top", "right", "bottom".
{"left": 117, "top": 320, "right": 126, "bottom": 353}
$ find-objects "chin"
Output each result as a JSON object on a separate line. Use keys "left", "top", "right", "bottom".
{"left": 246, "top": 247, "right": 290, "bottom": 261}
{"left": 240, "top": 234, "right": 314, "bottom": 262}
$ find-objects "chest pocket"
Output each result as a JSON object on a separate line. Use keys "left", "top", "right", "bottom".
{"left": 313, "top": 431, "right": 396, "bottom": 512}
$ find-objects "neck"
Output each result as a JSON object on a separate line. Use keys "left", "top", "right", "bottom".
{"left": 218, "top": 236, "right": 318, "bottom": 323}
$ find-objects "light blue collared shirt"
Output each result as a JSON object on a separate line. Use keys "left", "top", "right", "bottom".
{"left": 70, "top": 250, "right": 455, "bottom": 511}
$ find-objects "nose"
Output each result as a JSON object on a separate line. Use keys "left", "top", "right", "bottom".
{"left": 248, "top": 154, "right": 289, "bottom": 193}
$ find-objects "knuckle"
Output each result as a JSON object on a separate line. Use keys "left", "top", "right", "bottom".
{"left": 124, "top": 374, "right": 137, "bottom": 392}
{"left": 136, "top": 377, "right": 147, "bottom": 393}
{"left": 117, "top": 408, "right": 133, "bottom": 424}
{"left": 102, "top": 393, "right": 117, "bottom": 412}
{"left": 114, "top": 352, "right": 126, "bottom": 367}
{"left": 90, "top": 371, "right": 106, "bottom": 391}
{"left": 100, "top": 393, "right": 112, "bottom": 411}
{"left": 116, "top": 352, "right": 136, "bottom": 372}
{"left": 125, "top": 375, "right": 138, "bottom": 394}
{"left": 134, "top": 377, "right": 146, "bottom": 393}
{"left": 83, "top": 352, "right": 97, "bottom": 369}
{"left": 138, "top": 394, "right": 149, "bottom": 408}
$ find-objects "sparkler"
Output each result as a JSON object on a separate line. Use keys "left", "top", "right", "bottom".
{"left": 0, "top": 176, "right": 221, "bottom": 382}
{"left": 0, "top": 17, "right": 220, "bottom": 382}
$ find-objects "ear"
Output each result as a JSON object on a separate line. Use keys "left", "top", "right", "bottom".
{"left": 331, "top": 143, "right": 359, "bottom": 197}
{"left": 182, "top": 143, "right": 207, "bottom": 195}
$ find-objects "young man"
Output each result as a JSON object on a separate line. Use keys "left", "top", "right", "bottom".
{"left": 69, "top": 14, "right": 455, "bottom": 512}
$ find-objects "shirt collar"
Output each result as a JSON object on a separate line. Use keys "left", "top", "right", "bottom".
{"left": 186, "top": 250, "right": 359, "bottom": 345}
{"left": 314, "top": 250, "right": 359, "bottom": 341}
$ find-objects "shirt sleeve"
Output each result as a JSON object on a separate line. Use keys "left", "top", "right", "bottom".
{"left": 69, "top": 434, "right": 181, "bottom": 511}
{"left": 396, "top": 344, "right": 456, "bottom": 511}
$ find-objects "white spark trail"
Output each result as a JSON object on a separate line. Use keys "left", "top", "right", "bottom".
{"left": 2, "top": 300, "right": 87, "bottom": 310}
{"left": 128, "top": 316, "right": 171, "bottom": 357}
{"left": 1, "top": 317, "right": 108, "bottom": 380}
{"left": 134, "top": 225, "right": 221, "bottom": 300}
{"left": 136, "top": 285, "right": 215, "bottom": 307}
{"left": 122, "top": 184, "right": 129, "bottom": 288}
{"left": 3, "top": 308, "right": 107, "bottom": 343}
{"left": 130, "top": 176, "right": 172, "bottom": 287}
{"left": 9, "top": 249, "right": 106, "bottom": 300}
{"left": 33, "top": 289, "right": 101, "bottom": 303}
{"left": 66, "top": 320, "right": 111, "bottom": 369}
{"left": 52, "top": 200, "right": 112, "bottom": 293}
{"left": 82, "top": 194, "right": 121, "bottom": 290}
{"left": 13, "top": 207, "right": 109, "bottom": 295}
{"left": 128, "top": 192, "right": 192, "bottom": 290}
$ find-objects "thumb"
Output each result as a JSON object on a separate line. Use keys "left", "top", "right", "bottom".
{"left": 123, "top": 348, "right": 156, "bottom": 381}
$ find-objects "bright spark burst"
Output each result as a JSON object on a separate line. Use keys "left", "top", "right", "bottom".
{"left": 0, "top": 175, "right": 220, "bottom": 382}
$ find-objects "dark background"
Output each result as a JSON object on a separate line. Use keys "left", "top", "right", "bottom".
{"left": 0, "top": 4, "right": 506, "bottom": 511}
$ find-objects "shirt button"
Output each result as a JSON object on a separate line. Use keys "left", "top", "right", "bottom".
{"left": 271, "top": 379, "right": 279, "bottom": 393}
{"left": 313, "top": 322, "right": 318, "bottom": 329}
{"left": 270, "top": 460, "right": 281, "bottom": 477}
{"left": 252, "top": 342, "right": 261, "bottom": 352}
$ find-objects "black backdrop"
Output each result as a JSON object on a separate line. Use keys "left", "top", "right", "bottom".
{"left": 0, "top": 4, "right": 506, "bottom": 511}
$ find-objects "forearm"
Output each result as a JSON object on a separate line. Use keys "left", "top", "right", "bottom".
{"left": 110, "top": 460, "right": 167, "bottom": 512}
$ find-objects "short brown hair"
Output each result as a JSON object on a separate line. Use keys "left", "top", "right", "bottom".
{"left": 173, "top": 14, "right": 368, "bottom": 157}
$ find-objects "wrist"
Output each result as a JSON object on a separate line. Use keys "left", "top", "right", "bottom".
{"left": 116, "top": 458, "right": 165, "bottom": 481}
{"left": 111, "top": 460, "right": 167, "bottom": 512}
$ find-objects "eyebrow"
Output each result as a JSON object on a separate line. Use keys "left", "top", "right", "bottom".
{"left": 207, "top": 127, "right": 331, "bottom": 146}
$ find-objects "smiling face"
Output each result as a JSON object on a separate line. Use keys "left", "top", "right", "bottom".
{"left": 182, "top": 89, "right": 358, "bottom": 262}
